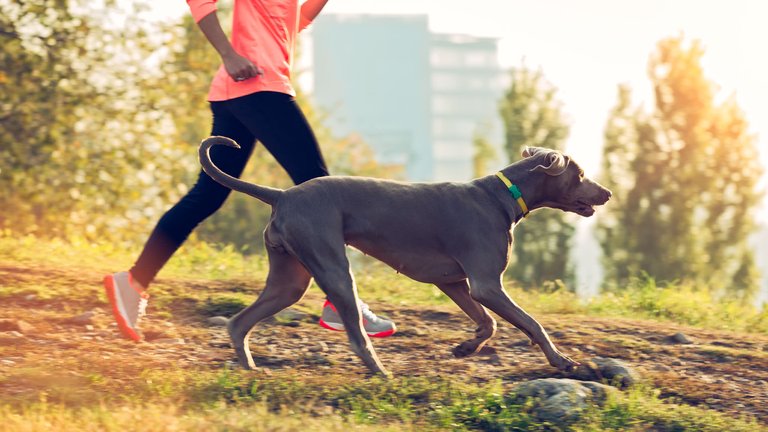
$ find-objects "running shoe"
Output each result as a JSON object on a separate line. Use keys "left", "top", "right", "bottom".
{"left": 318, "top": 299, "right": 396, "bottom": 338}
{"left": 103, "top": 271, "right": 149, "bottom": 342}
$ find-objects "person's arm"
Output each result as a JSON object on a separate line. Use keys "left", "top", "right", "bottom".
{"left": 299, "top": 0, "right": 330, "bottom": 31}
{"left": 196, "top": 12, "right": 261, "bottom": 81}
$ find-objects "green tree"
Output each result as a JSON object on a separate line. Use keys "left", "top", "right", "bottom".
{"left": 471, "top": 126, "right": 497, "bottom": 178}
{"left": 598, "top": 36, "right": 764, "bottom": 301}
{"left": 498, "top": 65, "right": 575, "bottom": 288}
{"left": 0, "top": 0, "right": 192, "bottom": 241}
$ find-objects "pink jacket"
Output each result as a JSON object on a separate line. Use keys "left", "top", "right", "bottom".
{"left": 187, "top": 0, "right": 313, "bottom": 101}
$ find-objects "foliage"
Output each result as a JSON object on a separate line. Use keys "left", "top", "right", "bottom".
{"left": 498, "top": 65, "right": 576, "bottom": 288}
{"left": 597, "top": 36, "right": 765, "bottom": 301}
{"left": 0, "top": 0, "right": 194, "bottom": 241}
{"left": 471, "top": 126, "right": 497, "bottom": 178}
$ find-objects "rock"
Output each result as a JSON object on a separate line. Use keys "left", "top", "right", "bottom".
{"left": 153, "top": 338, "right": 186, "bottom": 345}
{"left": 207, "top": 316, "right": 229, "bottom": 327}
{"left": 572, "top": 357, "right": 640, "bottom": 388}
{"left": 274, "top": 308, "right": 309, "bottom": 322}
{"left": 64, "top": 311, "right": 96, "bottom": 325}
{"left": 513, "top": 378, "right": 617, "bottom": 424}
{"left": 1, "top": 359, "right": 16, "bottom": 366}
{"left": 16, "top": 320, "right": 34, "bottom": 334}
{"left": 308, "top": 341, "right": 329, "bottom": 353}
{"left": 671, "top": 360, "right": 684, "bottom": 366}
{"left": 550, "top": 331, "right": 566, "bottom": 339}
{"left": 23, "top": 294, "right": 37, "bottom": 301}
{"left": 0, "top": 319, "right": 34, "bottom": 334}
{"left": 143, "top": 330, "right": 171, "bottom": 341}
{"left": 652, "top": 364, "right": 672, "bottom": 372}
{"left": 669, "top": 332, "right": 693, "bottom": 344}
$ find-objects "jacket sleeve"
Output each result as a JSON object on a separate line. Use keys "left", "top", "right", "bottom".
{"left": 187, "top": 0, "right": 218, "bottom": 23}
{"left": 298, "top": 10, "right": 312, "bottom": 32}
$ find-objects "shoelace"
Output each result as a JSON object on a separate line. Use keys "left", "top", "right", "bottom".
{"left": 137, "top": 296, "right": 148, "bottom": 318}
{"left": 359, "top": 302, "right": 379, "bottom": 323}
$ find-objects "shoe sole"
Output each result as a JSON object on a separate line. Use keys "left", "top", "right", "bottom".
{"left": 103, "top": 275, "right": 141, "bottom": 342}
{"left": 318, "top": 318, "right": 396, "bottom": 338}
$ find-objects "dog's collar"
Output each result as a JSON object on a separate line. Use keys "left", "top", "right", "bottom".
{"left": 495, "top": 172, "right": 529, "bottom": 218}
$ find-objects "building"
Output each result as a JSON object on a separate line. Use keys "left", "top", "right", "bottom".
{"left": 310, "top": 14, "right": 506, "bottom": 181}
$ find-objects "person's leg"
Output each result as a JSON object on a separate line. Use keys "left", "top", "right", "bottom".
{"left": 129, "top": 102, "right": 257, "bottom": 287}
{"left": 224, "top": 91, "right": 329, "bottom": 184}
{"left": 224, "top": 91, "right": 396, "bottom": 337}
{"left": 106, "top": 101, "right": 256, "bottom": 341}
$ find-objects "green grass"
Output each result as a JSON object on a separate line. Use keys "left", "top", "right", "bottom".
{"left": 2, "top": 233, "right": 767, "bottom": 430}
{"left": 1, "top": 373, "right": 762, "bottom": 432}
{"left": 1, "top": 232, "right": 766, "bottom": 334}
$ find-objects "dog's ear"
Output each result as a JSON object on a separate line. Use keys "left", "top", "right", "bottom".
{"left": 521, "top": 146, "right": 544, "bottom": 158}
{"left": 530, "top": 151, "right": 570, "bottom": 176}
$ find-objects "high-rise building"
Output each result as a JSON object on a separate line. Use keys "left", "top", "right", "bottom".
{"left": 311, "top": 14, "right": 506, "bottom": 181}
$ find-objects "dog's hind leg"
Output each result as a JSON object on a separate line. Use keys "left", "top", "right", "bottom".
{"left": 227, "top": 246, "right": 312, "bottom": 370}
{"left": 299, "top": 244, "right": 390, "bottom": 376}
{"left": 436, "top": 280, "right": 497, "bottom": 358}
{"left": 468, "top": 277, "right": 580, "bottom": 372}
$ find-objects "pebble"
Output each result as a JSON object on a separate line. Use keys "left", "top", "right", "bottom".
{"left": 1, "top": 359, "right": 16, "bottom": 366}
{"left": 23, "top": 294, "right": 37, "bottom": 301}
{"left": 308, "top": 341, "right": 329, "bottom": 353}
{"left": 153, "top": 338, "right": 186, "bottom": 345}
{"left": 66, "top": 311, "right": 95, "bottom": 325}
{"left": 207, "top": 316, "right": 229, "bottom": 327}
{"left": 669, "top": 332, "right": 693, "bottom": 344}
{"left": 0, "top": 320, "right": 35, "bottom": 334}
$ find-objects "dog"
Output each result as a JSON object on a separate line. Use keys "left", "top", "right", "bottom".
{"left": 199, "top": 136, "right": 611, "bottom": 376}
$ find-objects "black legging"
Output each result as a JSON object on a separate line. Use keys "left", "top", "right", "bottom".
{"left": 130, "top": 91, "right": 329, "bottom": 287}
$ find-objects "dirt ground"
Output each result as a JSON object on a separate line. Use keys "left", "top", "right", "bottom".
{"left": 1, "top": 263, "right": 767, "bottom": 424}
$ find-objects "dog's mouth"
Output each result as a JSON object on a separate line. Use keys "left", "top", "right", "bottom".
{"left": 574, "top": 200, "right": 596, "bottom": 217}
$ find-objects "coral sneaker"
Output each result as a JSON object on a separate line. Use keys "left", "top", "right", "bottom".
{"left": 319, "top": 299, "right": 396, "bottom": 338}
{"left": 103, "top": 271, "right": 149, "bottom": 342}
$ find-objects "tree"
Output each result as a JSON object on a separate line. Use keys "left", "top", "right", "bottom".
{"left": 0, "top": 0, "right": 192, "bottom": 241}
{"left": 498, "top": 65, "right": 575, "bottom": 288}
{"left": 472, "top": 126, "right": 497, "bottom": 178}
{"left": 597, "top": 36, "right": 764, "bottom": 301}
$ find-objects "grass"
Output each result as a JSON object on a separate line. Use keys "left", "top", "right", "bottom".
{"left": 1, "top": 373, "right": 762, "bottom": 432}
{"left": 2, "top": 232, "right": 765, "bottom": 334}
{"left": 2, "top": 233, "right": 767, "bottom": 431}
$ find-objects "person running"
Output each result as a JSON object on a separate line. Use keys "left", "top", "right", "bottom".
{"left": 103, "top": 0, "right": 396, "bottom": 343}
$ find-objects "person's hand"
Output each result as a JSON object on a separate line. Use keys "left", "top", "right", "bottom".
{"left": 222, "top": 51, "right": 263, "bottom": 82}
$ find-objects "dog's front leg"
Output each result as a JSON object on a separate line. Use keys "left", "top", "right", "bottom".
{"left": 468, "top": 278, "right": 580, "bottom": 371}
{"left": 436, "top": 280, "right": 497, "bottom": 358}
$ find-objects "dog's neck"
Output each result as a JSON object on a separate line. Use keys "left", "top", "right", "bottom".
{"left": 474, "top": 158, "right": 548, "bottom": 226}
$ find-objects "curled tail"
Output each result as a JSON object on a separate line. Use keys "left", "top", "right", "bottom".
{"left": 198, "top": 136, "right": 283, "bottom": 206}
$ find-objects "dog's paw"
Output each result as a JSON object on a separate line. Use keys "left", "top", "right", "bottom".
{"left": 452, "top": 341, "right": 480, "bottom": 358}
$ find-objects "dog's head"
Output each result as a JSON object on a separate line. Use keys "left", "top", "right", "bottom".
{"left": 521, "top": 147, "right": 611, "bottom": 217}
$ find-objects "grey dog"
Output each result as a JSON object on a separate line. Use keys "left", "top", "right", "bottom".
{"left": 199, "top": 136, "right": 611, "bottom": 376}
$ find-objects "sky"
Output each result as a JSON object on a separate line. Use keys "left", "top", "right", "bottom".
{"left": 155, "top": 0, "right": 768, "bottom": 222}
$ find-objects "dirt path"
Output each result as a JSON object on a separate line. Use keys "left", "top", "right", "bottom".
{"left": 1, "top": 264, "right": 767, "bottom": 423}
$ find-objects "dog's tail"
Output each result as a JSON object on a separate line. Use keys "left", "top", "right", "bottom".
{"left": 198, "top": 136, "right": 283, "bottom": 206}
